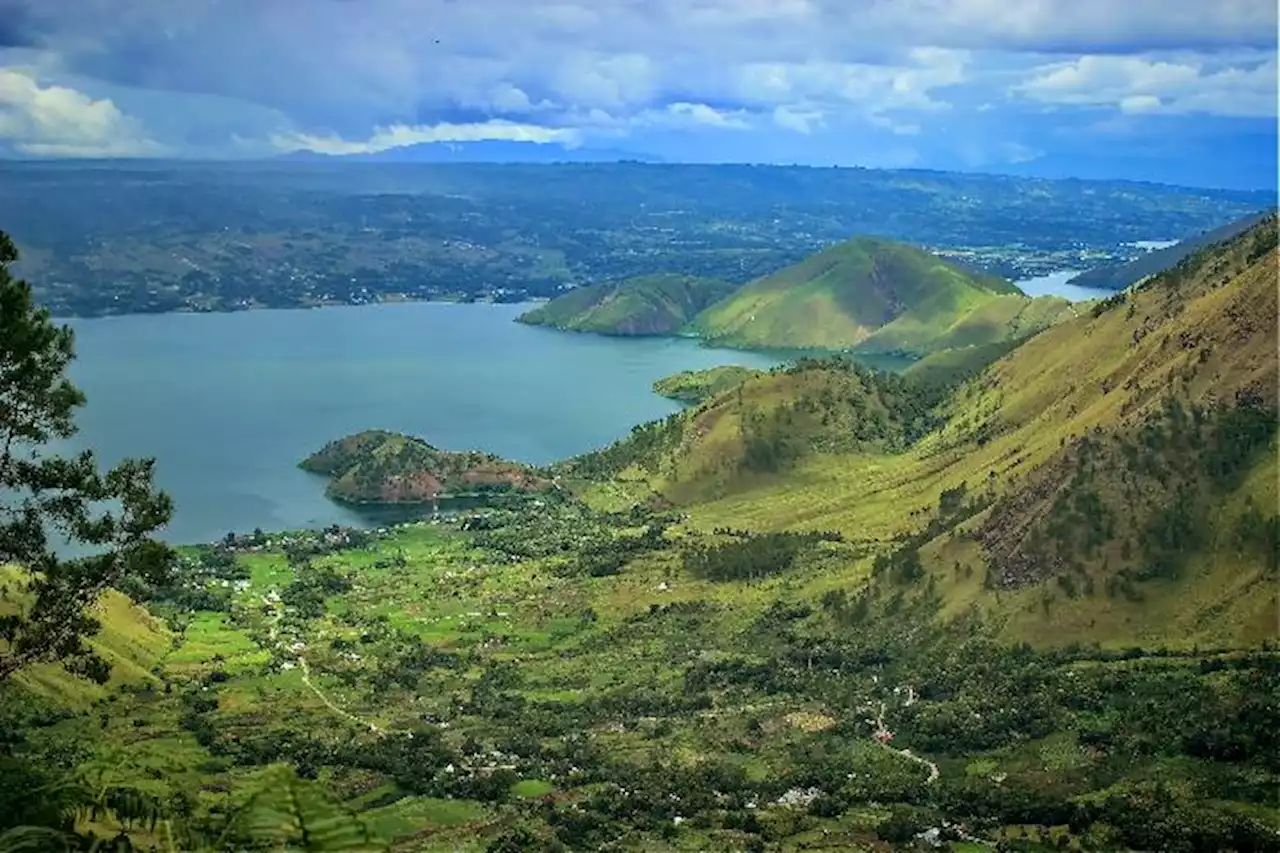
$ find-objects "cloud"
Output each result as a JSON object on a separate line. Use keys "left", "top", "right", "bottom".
{"left": 1014, "top": 54, "right": 1278, "bottom": 118}
{"left": 4, "top": 0, "right": 1272, "bottom": 130}
{"left": 270, "top": 119, "right": 580, "bottom": 155}
{"left": 772, "top": 104, "right": 824, "bottom": 134}
{"left": 550, "top": 52, "right": 657, "bottom": 109}
{"left": 0, "top": 1, "right": 40, "bottom": 48}
{"left": 851, "top": 0, "right": 1276, "bottom": 53}
{"left": 0, "top": 67, "right": 163, "bottom": 156}
{"left": 0, "top": 0, "right": 1273, "bottom": 188}
{"left": 636, "top": 102, "right": 753, "bottom": 130}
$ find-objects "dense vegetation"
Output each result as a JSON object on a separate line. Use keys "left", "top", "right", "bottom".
{"left": 982, "top": 393, "right": 1279, "bottom": 589}
{"left": 3, "top": 505, "right": 1276, "bottom": 851}
{"left": 2, "top": 161, "right": 1268, "bottom": 317}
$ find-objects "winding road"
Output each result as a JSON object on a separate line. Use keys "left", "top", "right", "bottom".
{"left": 868, "top": 696, "right": 940, "bottom": 784}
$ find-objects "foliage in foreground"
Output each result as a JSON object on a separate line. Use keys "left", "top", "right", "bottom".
{"left": 0, "top": 230, "right": 173, "bottom": 685}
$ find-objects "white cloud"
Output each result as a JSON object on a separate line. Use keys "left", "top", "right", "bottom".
{"left": 846, "top": 0, "right": 1276, "bottom": 52}
{"left": 1013, "top": 54, "right": 1278, "bottom": 118}
{"left": 550, "top": 52, "right": 657, "bottom": 109}
{"left": 772, "top": 104, "right": 824, "bottom": 133}
{"left": 650, "top": 101, "right": 751, "bottom": 129}
{"left": 730, "top": 50, "right": 968, "bottom": 111}
{"left": 270, "top": 119, "right": 581, "bottom": 155}
{"left": 719, "top": 49, "right": 967, "bottom": 134}
{"left": 577, "top": 101, "right": 753, "bottom": 132}
{"left": 0, "top": 67, "right": 163, "bottom": 156}
{"left": 0, "top": 0, "right": 1275, "bottom": 165}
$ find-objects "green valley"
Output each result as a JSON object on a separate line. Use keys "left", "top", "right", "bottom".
{"left": 1, "top": 218, "right": 1277, "bottom": 853}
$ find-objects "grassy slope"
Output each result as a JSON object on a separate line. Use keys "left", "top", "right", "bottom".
{"left": 600, "top": 219, "right": 1280, "bottom": 649}
{"left": 864, "top": 293, "right": 1077, "bottom": 354}
{"left": 1, "top": 566, "right": 171, "bottom": 706}
{"left": 689, "top": 236, "right": 1053, "bottom": 354}
{"left": 652, "top": 365, "right": 767, "bottom": 404}
{"left": 516, "top": 273, "right": 736, "bottom": 335}
{"left": 901, "top": 340, "right": 1023, "bottom": 388}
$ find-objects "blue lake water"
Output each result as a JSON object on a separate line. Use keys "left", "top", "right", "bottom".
{"left": 1015, "top": 270, "right": 1114, "bottom": 302}
{"left": 59, "top": 303, "right": 779, "bottom": 545}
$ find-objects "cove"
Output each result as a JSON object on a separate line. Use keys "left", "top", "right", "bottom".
{"left": 58, "top": 302, "right": 779, "bottom": 545}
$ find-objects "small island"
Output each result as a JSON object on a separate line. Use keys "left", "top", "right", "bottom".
{"left": 300, "top": 430, "right": 551, "bottom": 506}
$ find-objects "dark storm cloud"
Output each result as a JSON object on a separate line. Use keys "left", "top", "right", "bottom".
{"left": 0, "top": 0, "right": 43, "bottom": 48}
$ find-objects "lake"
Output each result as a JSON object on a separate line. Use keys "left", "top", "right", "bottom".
{"left": 55, "top": 276, "right": 1109, "bottom": 548}
{"left": 59, "top": 303, "right": 779, "bottom": 545}
{"left": 1015, "top": 270, "right": 1114, "bottom": 302}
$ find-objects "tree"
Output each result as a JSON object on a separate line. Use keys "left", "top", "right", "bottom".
{"left": 0, "top": 230, "right": 173, "bottom": 683}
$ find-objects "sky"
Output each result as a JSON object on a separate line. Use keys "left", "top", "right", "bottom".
{"left": 0, "top": 0, "right": 1276, "bottom": 189}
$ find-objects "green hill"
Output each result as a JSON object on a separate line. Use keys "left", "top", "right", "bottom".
{"left": 651, "top": 365, "right": 767, "bottom": 404}
{"left": 301, "top": 430, "right": 550, "bottom": 505}
{"left": 689, "top": 236, "right": 1071, "bottom": 354}
{"left": 516, "top": 273, "right": 737, "bottom": 335}
{"left": 1069, "top": 208, "right": 1274, "bottom": 291}
{"left": 575, "top": 216, "right": 1280, "bottom": 649}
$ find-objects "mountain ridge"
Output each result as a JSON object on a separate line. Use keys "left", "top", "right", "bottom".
{"left": 1068, "top": 208, "right": 1274, "bottom": 291}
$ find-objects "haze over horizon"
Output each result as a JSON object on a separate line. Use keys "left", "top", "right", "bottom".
{"left": 0, "top": 0, "right": 1276, "bottom": 190}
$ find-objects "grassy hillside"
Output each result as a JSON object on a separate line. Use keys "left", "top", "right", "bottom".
{"left": 577, "top": 217, "right": 1280, "bottom": 649}
{"left": 1069, "top": 208, "right": 1274, "bottom": 291}
{"left": 301, "top": 430, "right": 551, "bottom": 505}
{"left": 569, "top": 359, "right": 950, "bottom": 505}
{"left": 1, "top": 566, "right": 171, "bottom": 706}
{"left": 689, "top": 236, "right": 1071, "bottom": 354}
{"left": 901, "top": 340, "right": 1022, "bottom": 388}
{"left": 517, "top": 273, "right": 737, "bottom": 335}
{"left": 652, "top": 365, "right": 767, "bottom": 404}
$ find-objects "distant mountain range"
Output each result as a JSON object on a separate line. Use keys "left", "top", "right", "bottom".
{"left": 280, "top": 140, "right": 664, "bottom": 164}
{"left": 1068, "top": 209, "right": 1276, "bottom": 291}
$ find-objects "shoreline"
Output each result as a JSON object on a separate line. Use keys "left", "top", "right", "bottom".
{"left": 46, "top": 264, "right": 1112, "bottom": 323}
{"left": 51, "top": 292, "right": 553, "bottom": 322}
